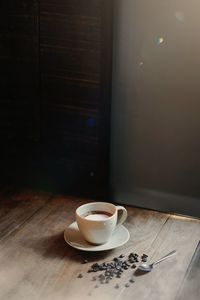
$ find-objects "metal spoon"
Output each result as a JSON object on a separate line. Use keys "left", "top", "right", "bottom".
{"left": 138, "top": 250, "right": 177, "bottom": 272}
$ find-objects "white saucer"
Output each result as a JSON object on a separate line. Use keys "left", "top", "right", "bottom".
{"left": 64, "top": 221, "right": 130, "bottom": 252}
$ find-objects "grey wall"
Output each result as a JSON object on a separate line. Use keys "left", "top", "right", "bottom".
{"left": 110, "top": 0, "right": 200, "bottom": 217}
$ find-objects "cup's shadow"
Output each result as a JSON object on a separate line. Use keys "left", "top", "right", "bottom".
{"left": 31, "top": 231, "right": 80, "bottom": 261}
{"left": 24, "top": 231, "right": 115, "bottom": 263}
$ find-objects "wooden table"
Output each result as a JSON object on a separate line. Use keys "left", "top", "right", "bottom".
{"left": 0, "top": 189, "right": 200, "bottom": 300}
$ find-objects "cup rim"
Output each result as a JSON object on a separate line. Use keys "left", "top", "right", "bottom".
{"left": 76, "top": 202, "right": 116, "bottom": 221}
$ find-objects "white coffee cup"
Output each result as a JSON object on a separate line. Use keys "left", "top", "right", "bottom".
{"left": 75, "top": 202, "right": 127, "bottom": 245}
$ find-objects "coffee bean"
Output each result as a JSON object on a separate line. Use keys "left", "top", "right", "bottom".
{"left": 141, "top": 254, "right": 148, "bottom": 262}
{"left": 105, "top": 279, "right": 109, "bottom": 284}
{"left": 110, "top": 263, "right": 115, "bottom": 268}
{"left": 142, "top": 257, "right": 147, "bottom": 262}
{"left": 82, "top": 259, "right": 88, "bottom": 264}
{"left": 142, "top": 254, "right": 148, "bottom": 258}
{"left": 83, "top": 251, "right": 149, "bottom": 288}
{"left": 105, "top": 271, "right": 110, "bottom": 276}
{"left": 99, "top": 274, "right": 105, "bottom": 280}
{"left": 131, "top": 264, "right": 137, "bottom": 269}
{"left": 113, "top": 257, "right": 119, "bottom": 262}
{"left": 92, "top": 263, "right": 99, "bottom": 268}
{"left": 77, "top": 273, "right": 83, "bottom": 278}
{"left": 125, "top": 283, "right": 130, "bottom": 287}
{"left": 115, "top": 284, "right": 120, "bottom": 289}
{"left": 88, "top": 268, "right": 93, "bottom": 273}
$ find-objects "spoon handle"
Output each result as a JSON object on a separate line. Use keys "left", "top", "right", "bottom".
{"left": 153, "top": 250, "right": 176, "bottom": 266}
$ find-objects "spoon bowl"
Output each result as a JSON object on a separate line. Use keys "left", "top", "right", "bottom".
{"left": 138, "top": 262, "right": 154, "bottom": 272}
{"left": 138, "top": 250, "right": 176, "bottom": 272}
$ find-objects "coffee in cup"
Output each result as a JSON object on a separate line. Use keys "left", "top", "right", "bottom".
{"left": 76, "top": 202, "right": 127, "bottom": 245}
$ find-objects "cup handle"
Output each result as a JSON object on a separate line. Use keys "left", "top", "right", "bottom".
{"left": 116, "top": 206, "right": 127, "bottom": 228}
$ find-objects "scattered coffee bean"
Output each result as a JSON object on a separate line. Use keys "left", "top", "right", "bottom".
{"left": 113, "top": 257, "right": 119, "bottom": 262}
{"left": 131, "top": 264, "right": 137, "bottom": 269}
{"left": 78, "top": 251, "right": 147, "bottom": 288}
{"left": 87, "top": 268, "right": 93, "bottom": 273}
{"left": 105, "top": 279, "right": 110, "bottom": 284}
{"left": 110, "top": 263, "right": 115, "bottom": 268}
{"left": 141, "top": 253, "right": 148, "bottom": 262}
{"left": 82, "top": 259, "right": 88, "bottom": 264}
{"left": 99, "top": 274, "right": 105, "bottom": 282}
{"left": 105, "top": 271, "right": 110, "bottom": 276}
{"left": 142, "top": 254, "right": 148, "bottom": 258}
{"left": 105, "top": 276, "right": 110, "bottom": 281}
{"left": 92, "top": 263, "right": 98, "bottom": 268}
{"left": 125, "top": 283, "right": 130, "bottom": 287}
{"left": 142, "top": 257, "right": 147, "bottom": 262}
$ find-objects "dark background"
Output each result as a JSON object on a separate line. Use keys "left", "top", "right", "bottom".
{"left": 1, "top": 1, "right": 200, "bottom": 218}
{"left": 0, "top": 0, "right": 113, "bottom": 198}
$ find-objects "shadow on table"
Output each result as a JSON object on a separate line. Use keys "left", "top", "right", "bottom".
{"left": 134, "top": 268, "right": 150, "bottom": 276}
{"left": 26, "top": 231, "right": 115, "bottom": 263}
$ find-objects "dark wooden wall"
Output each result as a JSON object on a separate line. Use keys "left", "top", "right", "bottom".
{"left": 0, "top": 0, "right": 113, "bottom": 198}
{"left": 0, "top": 1, "right": 39, "bottom": 141}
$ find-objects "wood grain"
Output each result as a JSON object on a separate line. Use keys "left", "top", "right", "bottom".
{"left": 0, "top": 190, "right": 199, "bottom": 300}
{"left": 0, "top": 189, "right": 51, "bottom": 241}
{"left": 175, "top": 241, "right": 200, "bottom": 300}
